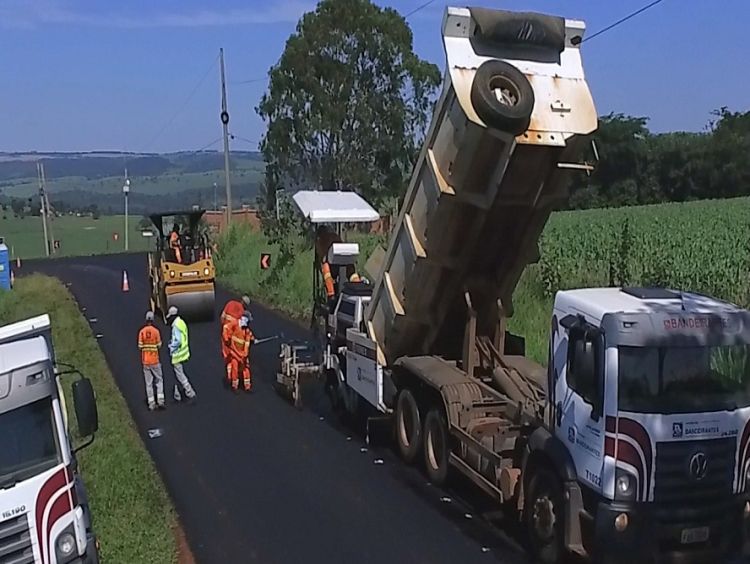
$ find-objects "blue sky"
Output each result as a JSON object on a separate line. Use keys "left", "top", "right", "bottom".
{"left": 0, "top": 0, "right": 747, "bottom": 153}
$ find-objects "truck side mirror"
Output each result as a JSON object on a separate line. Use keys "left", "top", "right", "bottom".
{"left": 73, "top": 377, "right": 99, "bottom": 438}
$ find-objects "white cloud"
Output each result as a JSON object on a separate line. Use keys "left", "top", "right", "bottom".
{"left": 0, "top": 0, "right": 314, "bottom": 29}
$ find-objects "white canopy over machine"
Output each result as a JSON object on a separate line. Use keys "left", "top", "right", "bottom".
{"left": 292, "top": 190, "right": 380, "bottom": 224}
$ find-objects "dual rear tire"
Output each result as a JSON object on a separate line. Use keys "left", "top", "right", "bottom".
{"left": 394, "top": 389, "right": 450, "bottom": 486}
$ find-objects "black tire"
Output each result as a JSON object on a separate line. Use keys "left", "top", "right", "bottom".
{"left": 395, "top": 389, "right": 422, "bottom": 464}
{"left": 423, "top": 407, "right": 450, "bottom": 486}
{"left": 470, "top": 60, "right": 534, "bottom": 135}
{"left": 524, "top": 466, "right": 566, "bottom": 564}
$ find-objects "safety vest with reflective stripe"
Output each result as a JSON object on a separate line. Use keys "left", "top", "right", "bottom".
{"left": 321, "top": 261, "right": 335, "bottom": 298}
{"left": 171, "top": 317, "right": 190, "bottom": 364}
{"left": 223, "top": 320, "right": 253, "bottom": 361}
{"left": 138, "top": 325, "right": 162, "bottom": 366}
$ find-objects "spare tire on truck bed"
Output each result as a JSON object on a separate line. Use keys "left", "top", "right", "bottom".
{"left": 470, "top": 60, "right": 535, "bottom": 135}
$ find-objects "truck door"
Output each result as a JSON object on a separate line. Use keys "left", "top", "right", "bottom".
{"left": 553, "top": 317, "right": 606, "bottom": 493}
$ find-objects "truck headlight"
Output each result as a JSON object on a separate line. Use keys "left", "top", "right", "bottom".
{"left": 58, "top": 532, "right": 76, "bottom": 556}
{"left": 615, "top": 468, "right": 637, "bottom": 501}
{"left": 203, "top": 267, "right": 210, "bottom": 276}
{"left": 55, "top": 524, "right": 79, "bottom": 563}
{"left": 169, "top": 270, "right": 175, "bottom": 278}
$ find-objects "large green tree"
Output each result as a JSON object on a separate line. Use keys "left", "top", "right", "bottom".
{"left": 256, "top": 0, "right": 441, "bottom": 228}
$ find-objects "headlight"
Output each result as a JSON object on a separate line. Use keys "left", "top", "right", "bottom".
{"left": 55, "top": 525, "right": 79, "bottom": 563}
{"left": 203, "top": 267, "right": 210, "bottom": 276}
{"left": 615, "top": 468, "right": 637, "bottom": 500}
{"left": 57, "top": 532, "right": 76, "bottom": 556}
{"left": 169, "top": 270, "right": 175, "bottom": 278}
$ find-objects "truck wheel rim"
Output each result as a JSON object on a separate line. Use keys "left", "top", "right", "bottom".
{"left": 427, "top": 425, "right": 443, "bottom": 470}
{"left": 490, "top": 77, "right": 519, "bottom": 107}
{"left": 398, "top": 404, "right": 415, "bottom": 447}
{"left": 532, "top": 496, "right": 556, "bottom": 543}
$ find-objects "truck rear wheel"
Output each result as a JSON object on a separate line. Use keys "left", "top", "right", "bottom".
{"left": 395, "top": 389, "right": 422, "bottom": 464}
{"left": 524, "top": 466, "right": 566, "bottom": 564}
{"left": 423, "top": 407, "right": 449, "bottom": 486}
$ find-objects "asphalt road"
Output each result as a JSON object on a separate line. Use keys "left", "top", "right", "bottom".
{"left": 26, "top": 253, "right": 530, "bottom": 564}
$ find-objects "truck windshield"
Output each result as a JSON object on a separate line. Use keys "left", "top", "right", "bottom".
{"left": 618, "top": 345, "right": 750, "bottom": 414}
{"left": 0, "top": 396, "right": 61, "bottom": 488}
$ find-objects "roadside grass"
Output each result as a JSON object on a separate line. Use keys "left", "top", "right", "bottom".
{"left": 0, "top": 274, "right": 178, "bottom": 563}
{"left": 0, "top": 214, "right": 153, "bottom": 260}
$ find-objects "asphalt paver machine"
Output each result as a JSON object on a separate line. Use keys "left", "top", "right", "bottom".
{"left": 275, "top": 190, "right": 380, "bottom": 409}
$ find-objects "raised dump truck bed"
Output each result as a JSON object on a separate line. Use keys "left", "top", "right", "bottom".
{"left": 365, "top": 7, "right": 597, "bottom": 370}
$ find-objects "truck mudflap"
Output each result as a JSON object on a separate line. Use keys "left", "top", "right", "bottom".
{"left": 525, "top": 427, "right": 586, "bottom": 555}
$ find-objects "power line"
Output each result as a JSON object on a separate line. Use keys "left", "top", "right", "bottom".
{"left": 229, "top": 133, "right": 259, "bottom": 148}
{"left": 196, "top": 137, "right": 223, "bottom": 152}
{"left": 231, "top": 77, "right": 266, "bottom": 85}
{"left": 405, "top": 0, "right": 438, "bottom": 18}
{"left": 579, "top": 0, "right": 666, "bottom": 44}
{"left": 140, "top": 54, "right": 220, "bottom": 152}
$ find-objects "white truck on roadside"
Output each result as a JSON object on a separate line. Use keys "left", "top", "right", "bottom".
{"left": 0, "top": 314, "right": 100, "bottom": 564}
{"left": 278, "top": 5, "right": 750, "bottom": 564}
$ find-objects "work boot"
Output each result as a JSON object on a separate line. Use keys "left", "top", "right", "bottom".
{"left": 148, "top": 404, "right": 156, "bottom": 411}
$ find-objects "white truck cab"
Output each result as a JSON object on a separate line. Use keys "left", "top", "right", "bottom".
{"left": 0, "top": 315, "right": 100, "bottom": 564}
{"left": 549, "top": 287, "right": 750, "bottom": 561}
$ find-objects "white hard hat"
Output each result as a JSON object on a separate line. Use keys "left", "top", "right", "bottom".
{"left": 145, "top": 311, "right": 155, "bottom": 322}
{"left": 167, "top": 306, "right": 178, "bottom": 317}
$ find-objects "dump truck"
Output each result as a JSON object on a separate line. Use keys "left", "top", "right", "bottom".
{"left": 147, "top": 210, "right": 216, "bottom": 321}
{"left": 277, "top": 5, "right": 750, "bottom": 563}
{"left": 0, "top": 314, "right": 100, "bottom": 564}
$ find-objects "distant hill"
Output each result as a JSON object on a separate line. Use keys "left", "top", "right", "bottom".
{"left": 0, "top": 150, "right": 264, "bottom": 215}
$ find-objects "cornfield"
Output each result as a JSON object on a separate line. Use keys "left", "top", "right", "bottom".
{"left": 538, "top": 197, "right": 750, "bottom": 307}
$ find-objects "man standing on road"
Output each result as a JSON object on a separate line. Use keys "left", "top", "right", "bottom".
{"left": 223, "top": 312, "right": 255, "bottom": 393}
{"left": 220, "top": 295, "right": 251, "bottom": 374}
{"left": 167, "top": 305, "right": 197, "bottom": 404}
{"left": 138, "top": 311, "right": 165, "bottom": 411}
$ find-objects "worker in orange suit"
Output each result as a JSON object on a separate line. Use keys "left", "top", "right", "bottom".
{"left": 220, "top": 295, "right": 251, "bottom": 371}
{"left": 138, "top": 311, "right": 165, "bottom": 410}
{"left": 169, "top": 224, "right": 182, "bottom": 264}
{"left": 223, "top": 312, "right": 255, "bottom": 392}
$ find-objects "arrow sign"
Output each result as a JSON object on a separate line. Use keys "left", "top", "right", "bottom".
{"left": 260, "top": 253, "right": 271, "bottom": 270}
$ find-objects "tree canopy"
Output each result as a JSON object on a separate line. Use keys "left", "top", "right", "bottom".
{"left": 568, "top": 108, "right": 750, "bottom": 209}
{"left": 256, "top": 0, "right": 441, "bottom": 228}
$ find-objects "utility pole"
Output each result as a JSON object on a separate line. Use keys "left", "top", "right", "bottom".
{"left": 219, "top": 48, "right": 232, "bottom": 227}
{"left": 37, "top": 162, "right": 50, "bottom": 256}
{"left": 40, "top": 163, "right": 55, "bottom": 254}
{"left": 123, "top": 168, "right": 130, "bottom": 251}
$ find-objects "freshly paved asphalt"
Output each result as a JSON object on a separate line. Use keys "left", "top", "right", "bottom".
{"left": 26, "top": 253, "right": 530, "bottom": 564}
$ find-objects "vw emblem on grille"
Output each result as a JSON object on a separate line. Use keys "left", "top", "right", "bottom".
{"left": 689, "top": 451, "right": 708, "bottom": 481}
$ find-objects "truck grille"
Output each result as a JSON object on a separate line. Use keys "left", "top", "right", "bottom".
{"left": 653, "top": 438, "right": 737, "bottom": 551}
{"left": 0, "top": 514, "right": 34, "bottom": 564}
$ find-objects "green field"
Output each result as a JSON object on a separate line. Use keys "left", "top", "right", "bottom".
{"left": 0, "top": 275, "right": 179, "bottom": 563}
{"left": 0, "top": 214, "right": 154, "bottom": 260}
{"left": 216, "top": 197, "right": 750, "bottom": 365}
{"left": 1, "top": 169, "right": 263, "bottom": 198}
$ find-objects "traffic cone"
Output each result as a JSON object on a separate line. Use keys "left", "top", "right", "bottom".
{"left": 122, "top": 270, "right": 130, "bottom": 292}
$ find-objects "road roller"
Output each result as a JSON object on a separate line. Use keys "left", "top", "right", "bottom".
{"left": 147, "top": 209, "right": 216, "bottom": 322}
